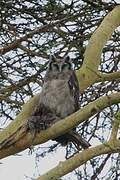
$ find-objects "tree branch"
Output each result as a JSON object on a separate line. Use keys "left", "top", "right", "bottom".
{"left": 77, "top": 5, "right": 120, "bottom": 91}
{"left": 97, "top": 71, "right": 120, "bottom": 82}
{"left": 0, "top": 15, "right": 81, "bottom": 55}
{"left": 32, "top": 98, "right": 120, "bottom": 180}
{"left": 38, "top": 140, "right": 120, "bottom": 179}
{"left": 110, "top": 111, "right": 120, "bottom": 141}
{"left": 0, "top": 92, "right": 120, "bottom": 159}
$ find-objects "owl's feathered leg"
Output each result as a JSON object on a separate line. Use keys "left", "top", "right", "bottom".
{"left": 27, "top": 103, "right": 60, "bottom": 149}
{"left": 28, "top": 116, "right": 48, "bottom": 153}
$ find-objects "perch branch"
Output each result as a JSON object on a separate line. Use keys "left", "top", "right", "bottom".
{"left": 0, "top": 92, "right": 120, "bottom": 159}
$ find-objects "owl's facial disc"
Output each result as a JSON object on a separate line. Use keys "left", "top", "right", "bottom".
{"left": 50, "top": 62, "right": 59, "bottom": 71}
{"left": 61, "top": 63, "right": 71, "bottom": 72}
{"left": 49, "top": 54, "right": 72, "bottom": 73}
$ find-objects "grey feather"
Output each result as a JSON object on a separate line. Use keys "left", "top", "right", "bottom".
{"left": 28, "top": 55, "right": 90, "bottom": 149}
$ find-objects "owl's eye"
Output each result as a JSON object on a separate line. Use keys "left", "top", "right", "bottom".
{"left": 51, "top": 63, "right": 59, "bottom": 71}
{"left": 49, "top": 62, "right": 59, "bottom": 71}
{"left": 61, "top": 63, "right": 71, "bottom": 70}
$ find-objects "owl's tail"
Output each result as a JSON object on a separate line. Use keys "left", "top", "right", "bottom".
{"left": 54, "top": 131, "right": 91, "bottom": 150}
{"left": 68, "top": 131, "right": 91, "bottom": 150}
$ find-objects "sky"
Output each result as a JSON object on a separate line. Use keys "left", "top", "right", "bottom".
{"left": 0, "top": 142, "right": 74, "bottom": 180}
{"left": 0, "top": 150, "right": 36, "bottom": 180}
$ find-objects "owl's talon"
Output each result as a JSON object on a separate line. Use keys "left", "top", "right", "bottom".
{"left": 28, "top": 145, "right": 34, "bottom": 155}
{"left": 27, "top": 117, "right": 49, "bottom": 133}
{"left": 38, "top": 122, "right": 47, "bottom": 130}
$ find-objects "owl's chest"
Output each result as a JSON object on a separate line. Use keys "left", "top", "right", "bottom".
{"left": 40, "top": 79, "right": 75, "bottom": 118}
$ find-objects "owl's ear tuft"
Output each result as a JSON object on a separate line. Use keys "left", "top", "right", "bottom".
{"left": 49, "top": 54, "right": 57, "bottom": 62}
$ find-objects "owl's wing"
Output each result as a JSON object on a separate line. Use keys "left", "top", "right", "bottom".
{"left": 68, "top": 71, "right": 91, "bottom": 149}
{"left": 28, "top": 103, "right": 61, "bottom": 131}
{"left": 68, "top": 71, "right": 80, "bottom": 111}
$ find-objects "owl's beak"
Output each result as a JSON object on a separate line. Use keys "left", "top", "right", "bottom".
{"left": 59, "top": 66, "right": 62, "bottom": 73}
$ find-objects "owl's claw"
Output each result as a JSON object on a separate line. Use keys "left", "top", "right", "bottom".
{"left": 28, "top": 145, "right": 34, "bottom": 155}
{"left": 27, "top": 116, "right": 48, "bottom": 132}
{"left": 27, "top": 116, "right": 46, "bottom": 148}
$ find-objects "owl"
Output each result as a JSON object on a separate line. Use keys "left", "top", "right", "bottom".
{"left": 28, "top": 55, "right": 90, "bottom": 149}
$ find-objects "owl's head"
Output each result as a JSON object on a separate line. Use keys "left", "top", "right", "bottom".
{"left": 44, "top": 55, "right": 74, "bottom": 81}
{"left": 48, "top": 55, "right": 73, "bottom": 73}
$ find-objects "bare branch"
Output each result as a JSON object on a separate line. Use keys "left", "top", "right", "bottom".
{"left": 38, "top": 141, "right": 120, "bottom": 179}
{"left": 110, "top": 111, "right": 120, "bottom": 141}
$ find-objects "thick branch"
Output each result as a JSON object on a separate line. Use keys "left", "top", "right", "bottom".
{"left": 39, "top": 140, "right": 120, "bottom": 179}
{"left": 34, "top": 101, "right": 120, "bottom": 180}
{"left": 77, "top": 5, "right": 120, "bottom": 91}
{"left": 110, "top": 111, "right": 120, "bottom": 141}
{"left": 40, "top": 109, "right": 120, "bottom": 179}
{"left": 97, "top": 71, "right": 120, "bottom": 82}
{"left": 0, "top": 92, "right": 120, "bottom": 159}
